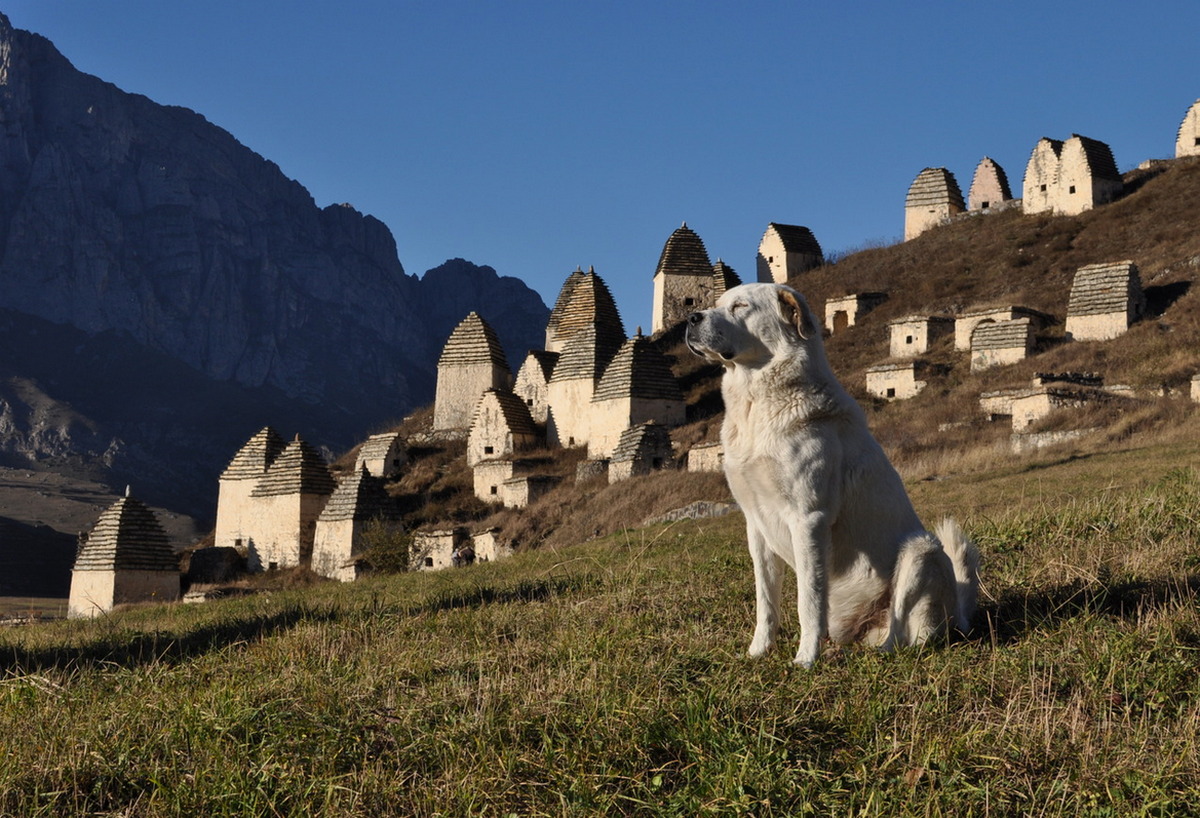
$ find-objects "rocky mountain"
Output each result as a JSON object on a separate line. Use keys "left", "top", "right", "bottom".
{"left": 0, "top": 13, "right": 548, "bottom": 537}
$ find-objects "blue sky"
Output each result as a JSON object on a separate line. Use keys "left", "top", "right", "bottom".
{"left": 6, "top": 1, "right": 1200, "bottom": 333}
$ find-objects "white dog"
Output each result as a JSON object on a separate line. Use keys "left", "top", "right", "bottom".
{"left": 686, "top": 283, "right": 979, "bottom": 667}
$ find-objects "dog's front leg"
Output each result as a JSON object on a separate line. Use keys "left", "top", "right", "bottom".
{"left": 746, "top": 518, "right": 785, "bottom": 657}
{"left": 788, "top": 511, "right": 831, "bottom": 668}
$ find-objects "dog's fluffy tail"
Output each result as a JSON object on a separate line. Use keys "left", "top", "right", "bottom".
{"left": 936, "top": 517, "right": 980, "bottom": 632}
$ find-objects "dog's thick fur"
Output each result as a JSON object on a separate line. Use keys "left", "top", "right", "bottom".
{"left": 686, "top": 283, "right": 979, "bottom": 667}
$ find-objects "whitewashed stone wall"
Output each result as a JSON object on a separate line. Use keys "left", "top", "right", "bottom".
{"left": 68, "top": 570, "right": 179, "bottom": 619}
{"left": 472, "top": 529, "right": 512, "bottom": 562}
{"left": 501, "top": 476, "right": 559, "bottom": 509}
{"left": 1058, "top": 137, "right": 1122, "bottom": 216}
{"left": 866, "top": 362, "right": 928, "bottom": 401}
{"left": 411, "top": 529, "right": 467, "bottom": 571}
{"left": 1022, "top": 138, "right": 1063, "bottom": 215}
{"left": 956, "top": 307, "right": 1045, "bottom": 351}
{"left": 434, "top": 362, "right": 511, "bottom": 431}
{"left": 546, "top": 378, "right": 594, "bottom": 448}
{"left": 588, "top": 397, "right": 686, "bottom": 459}
{"left": 214, "top": 479, "right": 258, "bottom": 553}
{"left": 514, "top": 354, "right": 553, "bottom": 424}
{"left": 466, "top": 392, "right": 538, "bottom": 467}
{"left": 688, "top": 442, "right": 724, "bottom": 472}
{"left": 244, "top": 493, "right": 327, "bottom": 572}
{"left": 888, "top": 316, "right": 954, "bottom": 358}
{"left": 824, "top": 293, "right": 886, "bottom": 334}
{"left": 1177, "top": 100, "right": 1200, "bottom": 158}
{"left": 904, "top": 168, "right": 965, "bottom": 240}
{"left": 652, "top": 270, "right": 712, "bottom": 334}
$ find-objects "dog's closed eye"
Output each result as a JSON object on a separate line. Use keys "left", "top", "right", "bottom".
{"left": 729, "top": 301, "right": 749, "bottom": 314}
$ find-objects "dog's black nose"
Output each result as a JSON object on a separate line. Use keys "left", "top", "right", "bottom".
{"left": 687, "top": 312, "right": 704, "bottom": 325}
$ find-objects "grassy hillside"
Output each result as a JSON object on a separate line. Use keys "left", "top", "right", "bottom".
{"left": 3, "top": 433, "right": 1200, "bottom": 815}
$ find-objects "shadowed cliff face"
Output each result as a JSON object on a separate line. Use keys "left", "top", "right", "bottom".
{"left": 0, "top": 13, "right": 548, "bottom": 522}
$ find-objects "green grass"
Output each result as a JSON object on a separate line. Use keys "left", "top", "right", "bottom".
{"left": 4, "top": 458, "right": 1200, "bottom": 815}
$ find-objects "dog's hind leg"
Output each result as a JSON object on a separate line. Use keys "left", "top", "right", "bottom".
{"left": 747, "top": 519, "right": 786, "bottom": 658}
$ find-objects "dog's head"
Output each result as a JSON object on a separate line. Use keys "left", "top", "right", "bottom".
{"left": 685, "top": 283, "right": 821, "bottom": 368}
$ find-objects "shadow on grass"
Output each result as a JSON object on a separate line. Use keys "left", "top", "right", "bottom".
{"left": 978, "top": 574, "right": 1200, "bottom": 645}
{"left": 0, "top": 603, "right": 337, "bottom": 674}
{"left": 422, "top": 575, "right": 597, "bottom": 615}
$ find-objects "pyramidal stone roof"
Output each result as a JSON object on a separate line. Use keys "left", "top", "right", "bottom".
{"left": 765, "top": 223, "right": 823, "bottom": 257}
{"left": 472, "top": 388, "right": 540, "bottom": 438}
{"left": 654, "top": 222, "right": 712, "bottom": 279}
{"left": 74, "top": 492, "right": 175, "bottom": 572}
{"left": 971, "top": 318, "right": 1032, "bottom": 350}
{"left": 251, "top": 435, "right": 337, "bottom": 497}
{"left": 1068, "top": 134, "right": 1121, "bottom": 182}
{"left": 356, "top": 432, "right": 403, "bottom": 466}
{"left": 550, "top": 324, "right": 624, "bottom": 383}
{"left": 905, "top": 168, "right": 966, "bottom": 210}
{"left": 551, "top": 269, "right": 625, "bottom": 343}
{"left": 318, "top": 466, "right": 397, "bottom": 522}
{"left": 438, "top": 311, "right": 510, "bottom": 371}
{"left": 611, "top": 422, "right": 673, "bottom": 462}
{"left": 711, "top": 260, "right": 742, "bottom": 298}
{"left": 546, "top": 268, "right": 587, "bottom": 336}
{"left": 593, "top": 335, "right": 684, "bottom": 402}
{"left": 221, "top": 427, "right": 287, "bottom": 481}
{"left": 1068, "top": 261, "right": 1143, "bottom": 316}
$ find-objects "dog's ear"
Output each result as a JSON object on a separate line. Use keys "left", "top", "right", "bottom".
{"left": 777, "top": 289, "right": 813, "bottom": 340}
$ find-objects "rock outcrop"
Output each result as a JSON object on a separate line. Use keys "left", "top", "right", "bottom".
{"left": 0, "top": 13, "right": 548, "bottom": 523}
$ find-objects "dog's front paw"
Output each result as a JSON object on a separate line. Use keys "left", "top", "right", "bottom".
{"left": 747, "top": 631, "right": 774, "bottom": 658}
{"left": 792, "top": 644, "right": 819, "bottom": 669}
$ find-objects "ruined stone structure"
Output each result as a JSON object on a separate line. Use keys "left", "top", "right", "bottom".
{"left": 411, "top": 528, "right": 468, "bottom": 571}
{"left": 471, "top": 528, "right": 512, "bottom": 563}
{"left": 588, "top": 334, "right": 686, "bottom": 458}
{"left": 433, "top": 312, "right": 512, "bottom": 431}
{"left": 711, "top": 260, "right": 742, "bottom": 299}
{"left": 214, "top": 426, "right": 287, "bottom": 554}
{"left": 904, "top": 168, "right": 965, "bottom": 240}
{"left": 1022, "top": 135, "right": 1122, "bottom": 216}
{"left": 1177, "top": 99, "right": 1200, "bottom": 158}
{"left": 609, "top": 422, "right": 674, "bottom": 482}
{"left": 687, "top": 442, "right": 724, "bottom": 473}
{"left": 888, "top": 315, "right": 955, "bottom": 358}
{"left": 473, "top": 458, "right": 537, "bottom": 503}
{"left": 825, "top": 293, "right": 887, "bottom": 335}
{"left": 1010, "top": 387, "right": 1096, "bottom": 432}
{"left": 467, "top": 389, "right": 540, "bottom": 467}
{"left": 1066, "top": 261, "right": 1145, "bottom": 341}
{"left": 955, "top": 307, "right": 1050, "bottom": 351}
{"left": 354, "top": 431, "right": 406, "bottom": 478}
{"left": 652, "top": 223, "right": 714, "bottom": 333}
{"left": 311, "top": 466, "right": 400, "bottom": 582}
{"left": 967, "top": 157, "right": 1013, "bottom": 212}
{"left": 866, "top": 362, "right": 933, "bottom": 401}
{"left": 501, "top": 475, "right": 560, "bottom": 509}
{"left": 246, "top": 435, "right": 337, "bottom": 571}
{"left": 1192, "top": 373, "right": 1200, "bottom": 404}
{"left": 546, "top": 324, "right": 624, "bottom": 448}
{"left": 68, "top": 489, "right": 179, "bottom": 618}
{"left": 576, "top": 458, "right": 610, "bottom": 483}
{"left": 970, "top": 318, "right": 1035, "bottom": 372}
{"left": 756, "top": 223, "right": 823, "bottom": 284}
{"left": 513, "top": 350, "right": 559, "bottom": 424}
